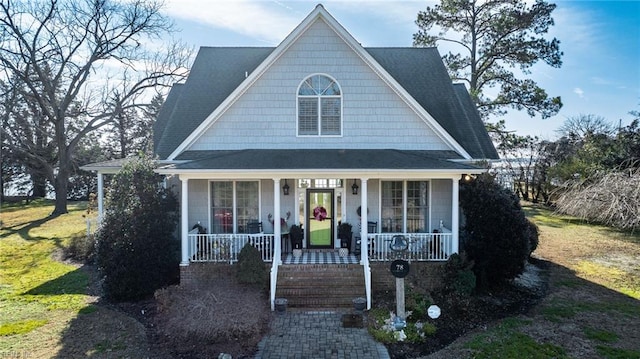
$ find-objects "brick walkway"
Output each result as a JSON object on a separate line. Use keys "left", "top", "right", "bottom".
{"left": 255, "top": 310, "right": 390, "bottom": 359}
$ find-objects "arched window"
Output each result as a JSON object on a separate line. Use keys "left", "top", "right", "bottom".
{"left": 297, "top": 74, "right": 341, "bottom": 136}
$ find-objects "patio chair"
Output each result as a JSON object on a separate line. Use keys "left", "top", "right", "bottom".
{"left": 247, "top": 221, "right": 263, "bottom": 234}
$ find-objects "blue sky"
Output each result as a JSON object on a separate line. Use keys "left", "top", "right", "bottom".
{"left": 162, "top": 1, "right": 640, "bottom": 140}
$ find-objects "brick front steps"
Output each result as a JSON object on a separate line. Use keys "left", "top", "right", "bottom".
{"left": 275, "top": 263, "right": 365, "bottom": 308}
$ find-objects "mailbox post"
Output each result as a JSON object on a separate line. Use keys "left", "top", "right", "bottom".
{"left": 389, "top": 235, "right": 409, "bottom": 330}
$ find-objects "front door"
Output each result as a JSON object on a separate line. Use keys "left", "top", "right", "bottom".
{"left": 306, "top": 189, "right": 334, "bottom": 249}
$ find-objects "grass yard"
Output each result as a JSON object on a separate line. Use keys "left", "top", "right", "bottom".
{"left": 426, "top": 203, "right": 640, "bottom": 359}
{"left": 0, "top": 200, "right": 148, "bottom": 358}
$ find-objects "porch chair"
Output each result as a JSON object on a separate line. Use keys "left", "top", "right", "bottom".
{"left": 389, "top": 234, "right": 408, "bottom": 260}
{"left": 247, "top": 221, "right": 263, "bottom": 234}
{"left": 428, "top": 229, "right": 446, "bottom": 260}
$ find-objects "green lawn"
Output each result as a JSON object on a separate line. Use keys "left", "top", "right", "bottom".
{"left": 0, "top": 200, "right": 94, "bottom": 357}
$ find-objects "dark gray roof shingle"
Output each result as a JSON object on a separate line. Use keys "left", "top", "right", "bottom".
{"left": 167, "top": 149, "right": 475, "bottom": 171}
{"left": 452, "top": 83, "right": 499, "bottom": 159}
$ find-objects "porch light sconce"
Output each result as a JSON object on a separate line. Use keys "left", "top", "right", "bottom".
{"left": 351, "top": 179, "right": 359, "bottom": 195}
{"left": 461, "top": 174, "right": 472, "bottom": 182}
{"left": 282, "top": 179, "right": 290, "bottom": 195}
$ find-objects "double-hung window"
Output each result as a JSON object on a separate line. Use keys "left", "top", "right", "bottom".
{"left": 381, "top": 180, "right": 429, "bottom": 233}
{"left": 210, "top": 181, "right": 259, "bottom": 234}
{"left": 298, "top": 74, "right": 341, "bottom": 136}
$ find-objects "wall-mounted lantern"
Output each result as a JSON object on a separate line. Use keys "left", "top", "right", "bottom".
{"left": 351, "top": 179, "right": 359, "bottom": 195}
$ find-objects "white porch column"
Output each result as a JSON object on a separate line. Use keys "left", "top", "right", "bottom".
{"left": 359, "top": 179, "right": 368, "bottom": 265}
{"left": 97, "top": 172, "right": 104, "bottom": 220}
{"left": 359, "top": 178, "right": 372, "bottom": 310}
{"left": 180, "top": 177, "right": 189, "bottom": 266}
{"left": 272, "top": 179, "right": 282, "bottom": 265}
{"left": 451, "top": 177, "right": 460, "bottom": 254}
{"left": 270, "top": 179, "right": 282, "bottom": 311}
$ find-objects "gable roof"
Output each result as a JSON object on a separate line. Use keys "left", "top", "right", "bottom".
{"left": 153, "top": 5, "right": 498, "bottom": 161}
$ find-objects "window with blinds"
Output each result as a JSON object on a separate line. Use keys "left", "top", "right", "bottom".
{"left": 298, "top": 74, "right": 342, "bottom": 136}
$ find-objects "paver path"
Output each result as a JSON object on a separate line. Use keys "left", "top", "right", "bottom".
{"left": 256, "top": 310, "right": 390, "bottom": 359}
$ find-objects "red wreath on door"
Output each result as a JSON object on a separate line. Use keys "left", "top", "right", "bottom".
{"left": 313, "top": 206, "right": 327, "bottom": 221}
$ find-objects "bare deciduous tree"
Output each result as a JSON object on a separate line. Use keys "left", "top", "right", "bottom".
{"left": 0, "top": 0, "right": 190, "bottom": 214}
{"left": 557, "top": 114, "right": 614, "bottom": 139}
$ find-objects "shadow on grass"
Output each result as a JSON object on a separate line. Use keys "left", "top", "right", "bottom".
{"left": 24, "top": 266, "right": 89, "bottom": 296}
{"left": 0, "top": 214, "right": 60, "bottom": 241}
{"left": 50, "top": 258, "right": 640, "bottom": 359}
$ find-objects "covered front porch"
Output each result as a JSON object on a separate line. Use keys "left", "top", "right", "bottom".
{"left": 152, "top": 149, "right": 485, "bottom": 310}
{"left": 169, "top": 176, "right": 464, "bottom": 311}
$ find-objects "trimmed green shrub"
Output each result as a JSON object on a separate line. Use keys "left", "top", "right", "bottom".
{"left": 95, "top": 155, "right": 178, "bottom": 301}
{"left": 460, "top": 173, "right": 534, "bottom": 288}
{"left": 236, "top": 243, "right": 268, "bottom": 288}
{"left": 441, "top": 253, "right": 477, "bottom": 297}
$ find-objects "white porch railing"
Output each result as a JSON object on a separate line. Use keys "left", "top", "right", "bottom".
{"left": 188, "top": 231, "right": 275, "bottom": 263}
{"left": 187, "top": 231, "right": 451, "bottom": 263}
{"left": 366, "top": 232, "right": 453, "bottom": 262}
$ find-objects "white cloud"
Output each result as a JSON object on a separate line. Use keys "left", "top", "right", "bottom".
{"left": 547, "top": 6, "right": 597, "bottom": 50}
{"left": 163, "top": 0, "right": 301, "bottom": 44}
{"left": 573, "top": 87, "right": 584, "bottom": 98}
{"left": 326, "top": 1, "right": 428, "bottom": 25}
{"left": 162, "top": 1, "right": 432, "bottom": 47}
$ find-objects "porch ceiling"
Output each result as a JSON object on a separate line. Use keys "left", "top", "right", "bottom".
{"left": 167, "top": 149, "right": 479, "bottom": 171}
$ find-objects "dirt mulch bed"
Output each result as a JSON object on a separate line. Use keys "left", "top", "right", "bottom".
{"left": 115, "top": 284, "right": 269, "bottom": 359}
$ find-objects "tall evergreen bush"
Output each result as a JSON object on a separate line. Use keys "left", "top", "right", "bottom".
{"left": 460, "top": 173, "right": 535, "bottom": 288}
{"left": 95, "top": 155, "right": 178, "bottom": 301}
